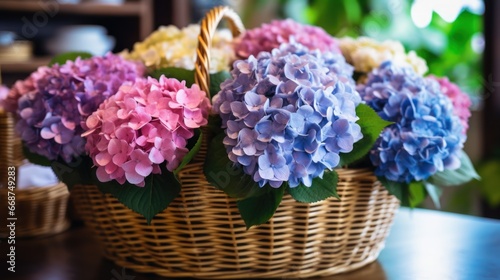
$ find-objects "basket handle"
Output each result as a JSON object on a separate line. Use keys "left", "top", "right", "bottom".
{"left": 194, "top": 6, "right": 245, "bottom": 96}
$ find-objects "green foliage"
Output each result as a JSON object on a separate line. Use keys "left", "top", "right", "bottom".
{"left": 379, "top": 177, "right": 410, "bottom": 206}
{"left": 151, "top": 67, "right": 195, "bottom": 86}
{"left": 96, "top": 165, "right": 181, "bottom": 224}
{"left": 429, "top": 150, "right": 480, "bottom": 187}
{"left": 424, "top": 182, "right": 443, "bottom": 209}
{"left": 469, "top": 159, "right": 500, "bottom": 207}
{"left": 236, "top": 186, "right": 285, "bottom": 229}
{"left": 339, "top": 104, "right": 392, "bottom": 166}
{"left": 48, "top": 51, "right": 92, "bottom": 66}
{"left": 209, "top": 71, "right": 231, "bottom": 98}
{"left": 173, "top": 129, "right": 202, "bottom": 176}
{"left": 408, "top": 181, "right": 427, "bottom": 208}
{"left": 204, "top": 133, "right": 268, "bottom": 200}
{"left": 288, "top": 171, "right": 339, "bottom": 203}
{"left": 51, "top": 156, "right": 93, "bottom": 190}
{"left": 22, "top": 144, "right": 52, "bottom": 167}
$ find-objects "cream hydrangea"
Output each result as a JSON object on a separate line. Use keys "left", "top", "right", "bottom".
{"left": 339, "top": 37, "right": 428, "bottom": 75}
{"left": 122, "top": 24, "right": 235, "bottom": 73}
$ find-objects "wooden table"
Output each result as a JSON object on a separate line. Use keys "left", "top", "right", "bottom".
{"left": 1, "top": 208, "right": 500, "bottom": 280}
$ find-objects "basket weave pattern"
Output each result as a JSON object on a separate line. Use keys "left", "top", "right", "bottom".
{"left": 72, "top": 167, "right": 398, "bottom": 279}
{"left": 0, "top": 182, "right": 70, "bottom": 238}
{"left": 71, "top": 6, "right": 399, "bottom": 278}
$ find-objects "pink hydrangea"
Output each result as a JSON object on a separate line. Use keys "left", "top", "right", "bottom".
{"left": 2, "top": 66, "right": 51, "bottom": 113}
{"left": 234, "top": 19, "right": 341, "bottom": 58}
{"left": 83, "top": 76, "right": 210, "bottom": 187}
{"left": 4, "top": 53, "right": 145, "bottom": 163}
{"left": 428, "top": 76, "right": 471, "bottom": 134}
{"left": 0, "top": 84, "right": 9, "bottom": 110}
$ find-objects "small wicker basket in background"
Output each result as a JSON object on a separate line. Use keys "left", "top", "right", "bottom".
{"left": 0, "top": 182, "right": 70, "bottom": 238}
{"left": 70, "top": 6, "right": 400, "bottom": 279}
{"left": 0, "top": 93, "right": 70, "bottom": 238}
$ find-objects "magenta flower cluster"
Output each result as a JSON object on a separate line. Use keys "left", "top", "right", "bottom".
{"left": 8, "top": 53, "right": 145, "bottom": 163}
{"left": 427, "top": 75, "right": 471, "bottom": 135}
{"left": 83, "top": 76, "right": 210, "bottom": 187}
{"left": 234, "top": 19, "right": 341, "bottom": 59}
{"left": 213, "top": 42, "right": 361, "bottom": 188}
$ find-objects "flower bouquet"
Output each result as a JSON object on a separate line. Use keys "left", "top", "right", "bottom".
{"left": 339, "top": 37, "right": 479, "bottom": 207}
{"left": 3, "top": 5, "right": 478, "bottom": 279}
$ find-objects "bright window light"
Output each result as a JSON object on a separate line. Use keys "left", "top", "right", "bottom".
{"left": 411, "top": 0, "right": 433, "bottom": 28}
{"left": 411, "top": 0, "right": 484, "bottom": 28}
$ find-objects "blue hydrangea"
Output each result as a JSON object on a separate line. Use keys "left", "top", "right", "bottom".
{"left": 358, "top": 61, "right": 465, "bottom": 183}
{"left": 212, "top": 42, "right": 362, "bottom": 188}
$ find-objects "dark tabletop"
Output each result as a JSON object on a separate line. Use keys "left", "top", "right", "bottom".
{"left": 1, "top": 207, "right": 500, "bottom": 280}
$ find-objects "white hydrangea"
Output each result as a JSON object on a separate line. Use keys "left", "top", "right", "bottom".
{"left": 339, "top": 37, "right": 428, "bottom": 75}
{"left": 122, "top": 24, "right": 235, "bottom": 73}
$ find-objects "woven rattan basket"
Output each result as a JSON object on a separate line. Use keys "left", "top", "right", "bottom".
{"left": 71, "top": 6, "right": 400, "bottom": 279}
{"left": 0, "top": 182, "right": 70, "bottom": 238}
{"left": 0, "top": 110, "right": 70, "bottom": 238}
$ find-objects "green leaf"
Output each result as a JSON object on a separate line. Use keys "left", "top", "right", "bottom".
{"left": 173, "top": 129, "right": 202, "bottom": 176}
{"left": 204, "top": 133, "right": 268, "bottom": 199}
{"left": 379, "top": 177, "right": 410, "bottom": 206}
{"left": 150, "top": 67, "right": 195, "bottom": 86}
{"left": 49, "top": 51, "right": 92, "bottom": 66}
{"left": 209, "top": 71, "right": 231, "bottom": 98}
{"left": 339, "top": 104, "right": 392, "bottom": 166}
{"left": 22, "top": 144, "right": 52, "bottom": 167}
{"left": 424, "top": 182, "right": 443, "bottom": 209}
{"left": 289, "top": 170, "right": 339, "bottom": 203}
{"left": 51, "top": 156, "right": 93, "bottom": 190}
{"left": 96, "top": 166, "right": 181, "bottom": 224}
{"left": 408, "top": 181, "right": 426, "bottom": 208}
{"left": 472, "top": 159, "right": 500, "bottom": 207}
{"left": 429, "top": 150, "right": 480, "bottom": 187}
{"left": 236, "top": 186, "right": 285, "bottom": 229}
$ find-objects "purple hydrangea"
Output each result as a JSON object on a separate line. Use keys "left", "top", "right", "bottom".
{"left": 358, "top": 61, "right": 465, "bottom": 183}
{"left": 13, "top": 53, "right": 145, "bottom": 163}
{"left": 213, "top": 42, "right": 362, "bottom": 188}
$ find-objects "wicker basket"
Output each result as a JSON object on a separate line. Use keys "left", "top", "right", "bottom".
{"left": 0, "top": 111, "right": 23, "bottom": 188}
{"left": 0, "top": 182, "right": 70, "bottom": 238}
{"left": 0, "top": 109, "right": 71, "bottom": 238}
{"left": 70, "top": 6, "right": 400, "bottom": 279}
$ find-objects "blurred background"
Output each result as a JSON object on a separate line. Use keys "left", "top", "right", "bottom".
{"left": 0, "top": 0, "right": 498, "bottom": 218}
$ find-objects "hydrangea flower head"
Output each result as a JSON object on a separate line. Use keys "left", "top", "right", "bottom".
{"left": 358, "top": 61, "right": 465, "bottom": 183}
{"left": 427, "top": 75, "right": 471, "bottom": 134}
{"left": 7, "top": 53, "right": 145, "bottom": 163}
{"left": 83, "top": 76, "right": 210, "bottom": 187}
{"left": 234, "top": 19, "right": 341, "bottom": 59}
{"left": 339, "top": 37, "right": 428, "bottom": 75}
{"left": 213, "top": 42, "right": 362, "bottom": 188}
{"left": 0, "top": 84, "right": 9, "bottom": 111}
{"left": 122, "top": 24, "right": 235, "bottom": 72}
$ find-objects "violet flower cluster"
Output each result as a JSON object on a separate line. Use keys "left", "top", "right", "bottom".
{"left": 83, "top": 76, "right": 210, "bottom": 187}
{"left": 213, "top": 42, "right": 362, "bottom": 188}
{"left": 234, "top": 19, "right": 341, "bottom": 59}
{"left": 7, "top": 53, "right": 145, "bottom": 163}
{"left": 358, "top": 61, "right": 465, "bottom": 183}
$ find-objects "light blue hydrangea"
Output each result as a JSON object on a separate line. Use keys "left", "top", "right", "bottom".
{"left": 212, "top": 42, "right": 362, "bottom": 188}
{"left": 358, "top": 61, "right": 465, "bottom": 183}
